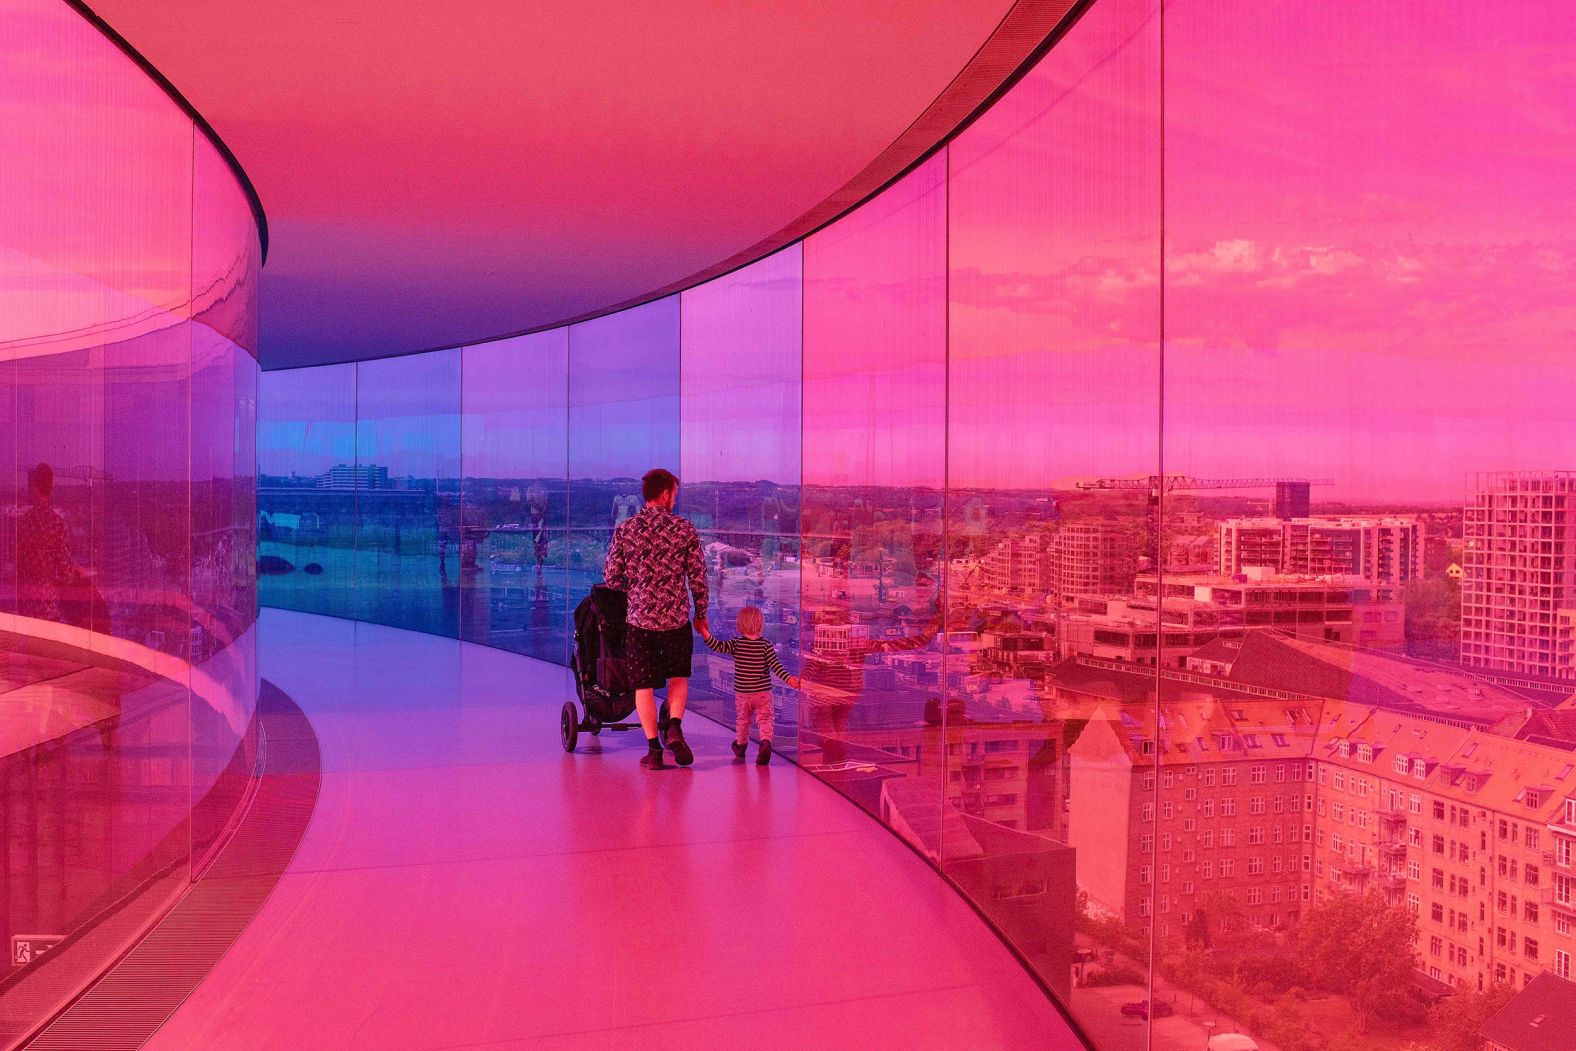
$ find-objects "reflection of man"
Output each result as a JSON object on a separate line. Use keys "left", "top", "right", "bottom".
{"left": 17, "top": 463, "right": 76, "bottom": 621}
{"left": 604, "top": 469, "right": 709, "bottom": 770}
{"left": 802, "top": 610, "right": 938, "bottom": 766}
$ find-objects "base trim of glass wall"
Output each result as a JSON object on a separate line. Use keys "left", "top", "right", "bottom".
{"left": 6, "top": 681, "right": 318, "bottom": 1051}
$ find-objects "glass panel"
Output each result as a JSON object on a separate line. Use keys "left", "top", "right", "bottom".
{"left": 460, "top": 331, "right": 570, "bottom": 664}
{"left": 353, "top": 350, "right": 462, "bottom": 637}
{"left": 1162, "top": 1, "right": 1576, "bottom": 1044}
{"left": 946, "top": 0, "right": 1161, "bottom": 1027}
{"left": 568, "top": 296, "right": 681, "bottom": 597}
{"left": 0, "top": 0, "right": 258, "bottom": 1036}
{"left": 189, "top": 134, "right": 260, "bottom": 865}
{"left": 680, "top": 246, "right": 803, "bottom": 749}
{"left": 800, "top": 155, "right": 946, "bottom": 822}
{"left": 257, "top": 364, "right": 359, "bottom": 618}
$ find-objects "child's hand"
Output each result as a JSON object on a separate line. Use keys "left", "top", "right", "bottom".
{"left": 790, "top": 675, "right": 802, "bottom": 689}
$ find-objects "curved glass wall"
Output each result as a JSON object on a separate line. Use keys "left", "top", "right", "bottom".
{"left": 0, "top": 0, "right": 262, "bottom": 1040}
{"left": 258, "top": 0, "right": 1576, "bottom": 1045}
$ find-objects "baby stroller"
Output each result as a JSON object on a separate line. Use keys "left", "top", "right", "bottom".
{"left": 562, "top": 584, "right": 669, "bottom": 752}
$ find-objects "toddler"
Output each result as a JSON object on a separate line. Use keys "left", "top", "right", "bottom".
{"left": 700, "top": 606, "right": 799, "bottom": 765}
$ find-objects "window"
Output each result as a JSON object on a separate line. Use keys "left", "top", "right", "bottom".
{"left": 1557, "top": 949, "right": 1572, "bottom": 981}
{"left": 1434, "top": 801, "right": 1446, "bottom": 821}
{"left": 1556, "top": 913, "right": 1572, "bottom": 937}
{"left": 1527, "top": 864, "right": 1541, "bottom": 887}
{"left": 1203, "top": 830, "right": 1216, "bottom": 848}
{"left": 1525, "top": 938, "right": 1538, "bottom": 961}
{"left": 1220, "top": 859, "right": 1235, "bottom": 878}
{"left": 1432, "top": 902, "right": 1445, "bottom": 923}
{"left": 1527, "top": 828, "right": 1541, "bottom": 850}
{"left": 1221, "top": 798, "right": 1237, "bottom": 817}
{"left": 1223, "top": 769, "right": 1239, "bottom": 787}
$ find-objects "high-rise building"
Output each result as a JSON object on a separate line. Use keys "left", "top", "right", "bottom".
{"left": 1051, "top": 521, "right": 1137, "bottom": 602}
{"left": 1462, "top": 472, "right": 1576, "bottom": 680}
{"left": 1274, "top": 480, "right": 1311, "bottom": 520}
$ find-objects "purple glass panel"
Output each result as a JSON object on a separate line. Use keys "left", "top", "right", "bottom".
{"left": 461, "top": 331, "right": 570, "bottom": 663}
{"left": 946, "top": 0, "right": 1160, "bottom": 1017}
{"left": 354, "top": 350, "right": 462, "bottom": 637}
{"left": 568, "top": 296, "right": 680, "bottom": 587}
{"left": 680, "top": 246, "right": 802, "bottom": 743}
{"left": 800, "top": 154, "right": 946, "bottom": 815}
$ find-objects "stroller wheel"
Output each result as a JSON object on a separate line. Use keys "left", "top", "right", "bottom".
{"left": 560, "top": 701, "right": 580, "bottom": 753}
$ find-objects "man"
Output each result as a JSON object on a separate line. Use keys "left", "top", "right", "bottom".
{"left": 17, "top": 462, "right": 75, "bottom": 622}
{"left": 604, "top": 468, "right": 708, "bottom": 769}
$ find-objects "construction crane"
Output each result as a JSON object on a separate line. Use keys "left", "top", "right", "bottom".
{"left": 1076, "top": 475, "right": 1335, "bottom": 493}
{"left": 1075, "top": 475, "right": 1335, "bottom": 511}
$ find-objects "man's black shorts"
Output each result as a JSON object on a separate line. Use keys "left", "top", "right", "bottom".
{"left": 625, "top": 624, "right": 693, "bottom": 689}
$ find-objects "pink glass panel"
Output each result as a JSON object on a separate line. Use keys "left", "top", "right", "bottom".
{"left": 680, "top": 246, "right": 803, "bottom": 741}
{"left": 1, "top": 0, "right": 261, "bottom": 1037}
{"left": 946, "top": 0, "right": 1161, "bottom": 1018}
{"left": 800, "top": 154, "right": 946, "bottom": 815}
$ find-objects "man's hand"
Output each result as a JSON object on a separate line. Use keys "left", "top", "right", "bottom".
{"left": 695, "top": 616, "right": 710, "bottom": 639}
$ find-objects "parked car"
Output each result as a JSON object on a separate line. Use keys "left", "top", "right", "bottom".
{"left": 1119, "top": 1000, "right": 1175, "bottom": 1020}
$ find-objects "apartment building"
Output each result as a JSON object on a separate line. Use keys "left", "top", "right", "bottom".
{"left": 1135, "top": 569, "right": 1406, "bottom": 651}
{"left": 1059, "top": 658, "right": 1320, "bottom": 936}
{"left": 1218, "top": 516, "right": 1424, "bottom": 586}
{"left": 1056, "top": 652, "right": 1576, "bottom": 993}
{"left": 1462, "top": 471, "right": 1576, "bottom": 680}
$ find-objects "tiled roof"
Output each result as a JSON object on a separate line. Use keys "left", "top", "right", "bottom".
{"left": 1478, "top": 972, "right": 1576, "bottom": 1051}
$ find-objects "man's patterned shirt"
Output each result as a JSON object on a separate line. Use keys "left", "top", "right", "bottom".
{"left": 603, "top": 505, "right": 708, "bottom": 631}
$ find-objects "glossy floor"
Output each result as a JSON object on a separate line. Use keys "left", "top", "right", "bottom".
{"left": 146, "top": 610, "right": 1081, "bottom": 1050}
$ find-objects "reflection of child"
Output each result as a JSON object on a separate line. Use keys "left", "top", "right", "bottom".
{"left": 700, "top": 606, "right": 800, "bottom": 766}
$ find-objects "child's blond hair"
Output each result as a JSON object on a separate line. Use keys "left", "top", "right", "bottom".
{"left": 736, "top": 606, "right": 765, "bottom": 635}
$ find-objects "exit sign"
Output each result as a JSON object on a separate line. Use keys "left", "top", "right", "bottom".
{"left": 12, "top": 935, "right": 64, "bottom": 967}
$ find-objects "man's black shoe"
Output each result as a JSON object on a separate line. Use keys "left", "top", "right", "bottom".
{"left": 640, "top": 749, "right": 666, "bottom": 770}
{"left": 664, "top": 724, "right": 694, "bottom": 766}
{"left": 756, "top": 740, "right": 773, "bottom": 766}
{"left": 731, "top": 741, "right": 747, "bottom": 761}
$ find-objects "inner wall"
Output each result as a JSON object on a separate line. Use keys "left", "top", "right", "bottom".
{"left": 255, "top": 0, "right": 1576, "bottom": 1046}
{"left": 1, "top": 0, "right": 262, "bottom": 1041}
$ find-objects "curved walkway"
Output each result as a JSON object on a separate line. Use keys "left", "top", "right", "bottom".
{"left": 148, "top": 610, "right": 1083, "bottom": 1050}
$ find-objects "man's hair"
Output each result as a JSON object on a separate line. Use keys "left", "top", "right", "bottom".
{"left": 28, "top": 462, "right": 53, "bottom": 496}
{"left": 642, "top": 468, "right": 679, "bottom": 503}
{"left": 737, "top": 606, "right": 764, "bottom": 635}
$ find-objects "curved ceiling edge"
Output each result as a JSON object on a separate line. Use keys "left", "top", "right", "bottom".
{"left": 69, "top": 0, "right": 270, "bottom": 263}
{"left": 262, "top": 0, "right": 1087, "bottom": 371}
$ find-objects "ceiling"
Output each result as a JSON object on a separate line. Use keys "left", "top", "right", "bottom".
{"left": 89, "top": 0, "right": 1022, "bottom": 369}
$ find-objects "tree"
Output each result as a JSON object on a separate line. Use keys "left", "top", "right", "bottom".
{"left": 1426, "top": 982, "right": 1517, "bottom": 1051}
{"left": 1186, "top": 905, "right": 1212, "bottom": 950}
{"left": 1297, "top": 891, "right": 1419, "bottom": 1032}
